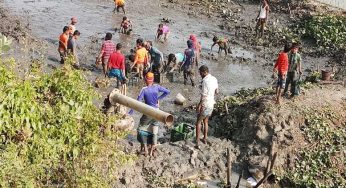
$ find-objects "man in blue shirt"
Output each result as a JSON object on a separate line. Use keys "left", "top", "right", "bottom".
{"left": 181, "top": 40, "right": 196, "bottom": 86}
{"left": 129, "top": 72, "right": 170, "bottom": 156}
{"left": 145, "top": 41, "right": 164, "bottom": 74}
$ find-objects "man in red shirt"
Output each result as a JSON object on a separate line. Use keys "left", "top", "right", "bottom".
{"left": 273, "top": 44, "right": 290, "bottom": 104}
{"left": 58, "top": 26, "right": 69, "bottom": 64}
{"left": 107, "top": 43, "right": 127, "bottom": 93}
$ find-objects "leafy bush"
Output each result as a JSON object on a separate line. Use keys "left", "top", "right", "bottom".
{"left": 302, "top": 15, "right": 346, "bottom": 50}
{"left": 0, "top": 57, "right": 135, "bottom": 187}
{"left": 216, "top": 87, "right": 274, "bottom": 110}
{"left": 284, "top": 109, "right": 346, "bottom": 187}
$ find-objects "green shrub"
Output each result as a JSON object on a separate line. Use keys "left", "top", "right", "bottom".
{"left": 283, "top": 109, "right": 346, "bottom": 187}
{"left": 303, "top": 15, "right": 346, "bottom": 50}
{"left": 0, "top": 57, "right": 135, "bottom": 187}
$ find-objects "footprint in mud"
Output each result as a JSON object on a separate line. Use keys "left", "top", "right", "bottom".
{"left": 44, "top": 38, "right": 58, "bottom": 45}
{"left": 96, "top": 5, "right": 110, "bottom": 9}
{"left": 47, "top": 64, "right": 57, "bottom": 70}
{"left": 47, "top": 56, "right": 60, "bottom": 63}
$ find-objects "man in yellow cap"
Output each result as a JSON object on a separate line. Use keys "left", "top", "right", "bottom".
{"left": 129, "top": 72, "right": 170, "bottom": 156}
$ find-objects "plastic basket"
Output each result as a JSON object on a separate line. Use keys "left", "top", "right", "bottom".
{"left": 170, "top": 123, "right": 195, "bottom": 142}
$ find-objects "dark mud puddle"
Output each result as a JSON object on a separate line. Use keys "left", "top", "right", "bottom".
{"left": 2, "top": 0, "right": 269, "bottom": 123}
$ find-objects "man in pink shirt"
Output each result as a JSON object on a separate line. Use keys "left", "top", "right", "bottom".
{"left": 156, "top": 23, "right": 170, "bottom": 42}
{"left": 107, "top": 43, "right": 127, "bottom": 91}
{"left": 98, "top": 33, "right": 115, "bottom": 77}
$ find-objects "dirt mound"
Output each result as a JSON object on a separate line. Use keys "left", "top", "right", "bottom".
{"left": 211, "top": 84, "right": 346, "bottom": 186}
{"left": 115, "top": 137, "right": 239, "bottom": 188}
{"left": 113, "top": 85, "right": 345, "bottom": 187}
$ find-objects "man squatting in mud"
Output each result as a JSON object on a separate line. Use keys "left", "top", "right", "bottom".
{"left": 129, "top": 72, "right": 170, "bottom": 156}
{"left": 120, "top": 16, "right": 133, "bottom": 35}
{"left": 210, "top": 36, "right": 231, "bottom": 55}
{"left": 156, "top": 23, "right": 170, "bottom": 42}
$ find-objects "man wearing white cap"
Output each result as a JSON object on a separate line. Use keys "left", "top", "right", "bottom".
{"left": 68, "top": 17, "right": 78, "bottom": 37}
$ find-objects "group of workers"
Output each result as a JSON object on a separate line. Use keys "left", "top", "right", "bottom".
{"left": 56, "top": 0, "right": 295, "bottom": 156}
{"left": 58, "top": 17, "right": 81, "bottom": 66}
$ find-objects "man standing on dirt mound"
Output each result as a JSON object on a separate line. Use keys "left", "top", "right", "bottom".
{"left": 273, "top": 44, "right": 290, "bottom": 104}
{"left": 195, "top": 65, "right": 218, "bottom": 149}
{"left": 129, "top": 72, "right": 170, "bottom": 157}
{"left": 284, "top": 42, "right": 302, "bottom": 98}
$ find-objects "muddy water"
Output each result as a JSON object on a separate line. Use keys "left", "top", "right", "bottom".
{"left": 1, "top": 0, "right": 268, "bottom": 186}
{"left": 2, "top": 0, "right": 268, "bottom": 120}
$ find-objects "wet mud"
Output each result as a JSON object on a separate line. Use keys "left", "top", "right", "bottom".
{"left": 1, "top": 0, "right": 272, "bottom": 124}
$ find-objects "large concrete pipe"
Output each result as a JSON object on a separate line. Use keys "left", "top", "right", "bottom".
{"left": 109, "top": 89, "right": 174, "bottom": 127}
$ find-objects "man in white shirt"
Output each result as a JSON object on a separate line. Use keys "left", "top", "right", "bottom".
{"left": 255, "top": 0, "right": 269, "bottom": 37}
{"left": 68, "top": 17, "right": 78, "bottom": 37}
{"left": 195, "top": 65, "right": 219, "bottom": 148}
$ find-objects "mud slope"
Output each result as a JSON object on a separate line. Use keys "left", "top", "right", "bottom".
{"left": 113, "top": 85, "right": 345, "bottom": 187}
{"left": 211, "top": 84, "right": 346, "bottom": 186}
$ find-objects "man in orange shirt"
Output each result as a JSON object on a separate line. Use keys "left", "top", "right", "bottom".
{"left": 114, "top": 0, "right": 126, "bottom": 14}
{"left": 131, "top": 38, "right": 148, "bottom": 79}
{"left": 58, "top": 26, "right": 69, "bottom": 64}
{"left": 273, "top": 44, "right": 290, "bottom": 104}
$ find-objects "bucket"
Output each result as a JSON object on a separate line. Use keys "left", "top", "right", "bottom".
{"left": 174, "top": 93, "right": 186, "bottom": 105}
{"left": 321, "top": 70, "right": 331, "bottom": 81}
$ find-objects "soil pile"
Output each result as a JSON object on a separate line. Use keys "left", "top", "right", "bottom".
{"left": 211, "top": 84, "right": 346, "bottom": 186}
{"left": 115, "top": 137, "right": 240, "bottom": 188}
{"left": 113, "top": 84, "right": 345, "bottom": 187}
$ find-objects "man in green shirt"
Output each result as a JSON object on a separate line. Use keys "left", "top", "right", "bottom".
{"left": 284, "top": 43, "right": 302, "bottom": 97}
